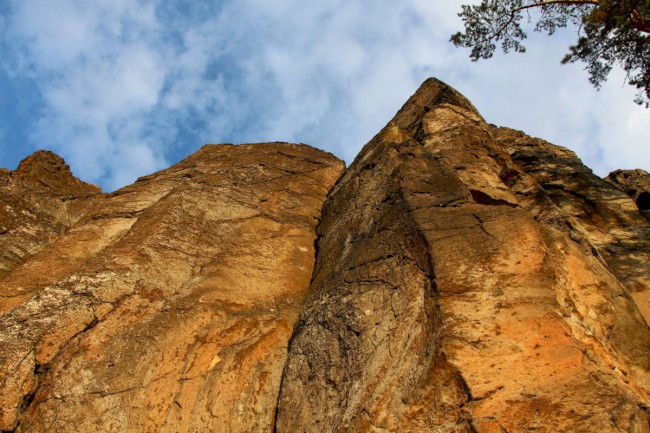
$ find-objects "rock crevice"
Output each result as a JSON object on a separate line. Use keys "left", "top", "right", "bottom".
{"left": 1, "top": 79, "right": 649, "bottom": 432}
{"left": 275, "top": 78, "right": 650, "bottom": 432}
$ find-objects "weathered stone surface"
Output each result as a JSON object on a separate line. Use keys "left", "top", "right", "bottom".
{"left": 0, "top": 150, "right": 101, "bottom": 283}
{"left": 0, "top": 143, "right": 344, "bottom": 432}
{"left": 492, "top": 128, "right": 650, "bottom": 326}
{"left": 275, "top": 79, "right": 650, "bottom": 432}
{"left": 2, "top": 78, "right": 649, "bottom": 433}
{"left": 607, "top": 168, "right": 650, "bottom": 220}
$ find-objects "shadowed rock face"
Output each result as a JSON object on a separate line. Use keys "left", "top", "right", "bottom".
{"left": 492, "top": 129, "right": 650, "bottom": 329}
{"left": 275, "top": 79, "right": 650, "bottom": 432}
{"left": 1, "top": 79, "right": 649, "bottom": 433}
{"left": 0, "top": 143, "right": 344, "bottom": 432}
{"left": 606, "top": 169, "right": 650, "bottom": 220}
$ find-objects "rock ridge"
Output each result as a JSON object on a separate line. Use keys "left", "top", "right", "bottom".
{"left": 1, "top": 80, "right": 649, "bottom": 432}
{"left": 0, "top": 142, "right": 344, "bottom": 432}
{"left": 275, "top": 78, "right": 650, "bottom": 432}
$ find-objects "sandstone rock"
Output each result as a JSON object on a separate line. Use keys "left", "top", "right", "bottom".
{"left": 0, "top": 143, "right": 344, "bottom": 432}
{"left": 492, "top": 128, "right": 650, "bottom": 326}
{"left": 2, "top": 79, "right": 649, "bottom": 433}
{"left": 0, "top": 150, "right": 101, "bottom": 283}
{"left": 275, "top": 79, "right": 650, "bottom": 432}
{"left": 606, "top": 169, "right": 650, "bottom": 220}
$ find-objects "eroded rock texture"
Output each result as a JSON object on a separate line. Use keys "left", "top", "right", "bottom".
{"left": 0, "top": 151, "right": 101, "bottom": 286}
{"left": 606, "top": 169, "right": 650, "bottom": 220}
{"left": 2, "top": 79, "right": 649, "bottom": 433}
{"left": 0, "top": 143, "right": 344, "bottom": 432}
{"left": 492, "top": 129, "right": 650, "bottom": 326}
{"left": 275, "top": 79, "right": 650, "bottom": 432}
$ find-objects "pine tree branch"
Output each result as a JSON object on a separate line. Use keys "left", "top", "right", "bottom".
{"left": 631, "top": 9, "right": 650, "bottom": 34}
{"left": 511, "top": 0, "right": 649, "bottom": 34}
{"left": 512, "top": 0, "right": 599, "bottom": 13}
{"left": 489, "top": 1, "right": 598, "bottom": 42}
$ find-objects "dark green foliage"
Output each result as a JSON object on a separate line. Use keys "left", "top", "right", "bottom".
{"left": 451, "top": 0, "right": 650, "bottom": 107}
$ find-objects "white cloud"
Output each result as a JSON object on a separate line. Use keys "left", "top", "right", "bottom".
{"left": 445, "top": 25, "right": 650, "bottom": 177}
{"left": 6, "top": 0, "right": 166, "bottom": 187}
{"left": 1, "top": 0, "right": 648, "bottom": 191}
{"left": 10, "top": 0, "right": 157, "bottom": 69}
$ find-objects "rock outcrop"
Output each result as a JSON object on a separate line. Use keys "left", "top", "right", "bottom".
{"left": 606, "top": 169, "right": 650, "bottom": 220}
{"left": 0, "top": 151, "right": 101, "bottom": 286}
{"left": 276, "top": 79, "right": 650, "bottom": 432}
{"left": 1, "top": 79, "right": 649, "bottom": 433}
{"left": 0, "top": 144, "right": 344, "bottom": 432}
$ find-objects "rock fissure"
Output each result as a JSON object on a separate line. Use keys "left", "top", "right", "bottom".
{"left": 1, "top": 80, "right": 649, "bottom": 432}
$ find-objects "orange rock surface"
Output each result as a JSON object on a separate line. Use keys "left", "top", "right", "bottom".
{"left": 276, "top": 79, "right": 650, "bottom": 432}
{"left": 0, "top": 143, "right": 344, "bottom": 432}
{"left": 1, "top": 79, "right": 649, "bottom": 433}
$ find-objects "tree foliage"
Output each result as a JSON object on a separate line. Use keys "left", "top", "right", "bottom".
{"left": 451, "top": 0, "right": 650, "bottom": 107}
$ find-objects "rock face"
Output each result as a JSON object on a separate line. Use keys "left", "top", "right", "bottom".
{"left": 0, "top": 151, "right": 101, "bottom": 286}
{"left": 1, "top": 79, "right": 649, "bottom": 433}
{"left": 492, "top": 129, "right": 650, "bottom": 325}
{"left": 275, "top": 79, "right": 650, "bottom": 432}
{"left": 606, "top": 169, "right": 650, "bottom": 220}
{"left": 0, "top": 144, "right": 344, "bottom": 432}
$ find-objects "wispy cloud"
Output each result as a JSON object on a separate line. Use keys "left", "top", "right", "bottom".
{"left": 0, "top": 0, "right": 648, "bottom": 191}
{"left": 4, "top": 0, "right": 167, "bottom": 189}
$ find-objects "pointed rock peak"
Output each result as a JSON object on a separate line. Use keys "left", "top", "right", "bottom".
{"left": 13, "top": 150, "right": 101, "bottom": 195}
{"left": 363, "top": 78, "right": 485, "bottom": 151}
{"left": 389, "top": 78, "right": 484, "bottom": 133}
{"left": 353, "top": 78, "right": 487, "bottom": 168}
{"left": 15, "top": 150, "right": 69, "bottom": 176}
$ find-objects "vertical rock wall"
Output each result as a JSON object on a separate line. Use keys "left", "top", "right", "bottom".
{"left": 0, "top": 144, "right": 344, "bottom": 432}
{"left": 2, "top": 78, "right": 649, "bottom": 433}
{"left": 493, "top": 128, "right": 650, "bottom": 324}
{"left": 275, "top": 79, "right": 650, "bottom": 433}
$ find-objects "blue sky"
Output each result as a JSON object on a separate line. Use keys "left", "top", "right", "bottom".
{"left": 1, "top": 0, "right": 649, "bottom": 191}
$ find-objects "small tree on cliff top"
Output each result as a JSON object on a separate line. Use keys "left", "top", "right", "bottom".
{"left": 451, "top": 0, "right": 650, "bottom": 107}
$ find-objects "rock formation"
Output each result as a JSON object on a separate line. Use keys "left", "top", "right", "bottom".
{"left": 275, "top": 79, "right": 650, "bottom": 432}
{"left": 492, "top": 128, "right": 650, "bottom": 326}
{"left": 1, "top": 79, "right": 649, "bottom": 432}
{"left": 606, "top": 169, "right": 650, "bottom": 220}
{"left": 0, "top": 144, "right": 344, "bottom": 432}
{"left": 0, "top": 151, "right": 101, "bottom": 291}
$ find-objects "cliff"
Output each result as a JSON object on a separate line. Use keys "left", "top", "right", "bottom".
{"left": 1, "top": 79, "right": 648, "bottom": 432}
{"left": 0, "top": 144, "right": 344, "bottom": 432}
